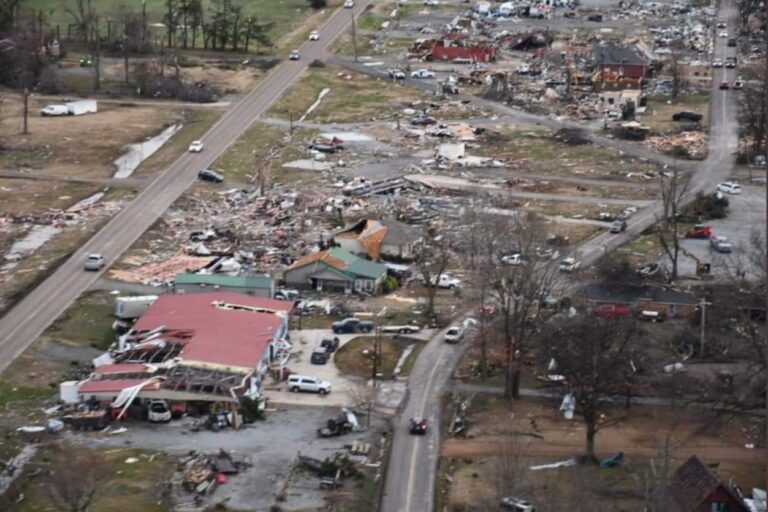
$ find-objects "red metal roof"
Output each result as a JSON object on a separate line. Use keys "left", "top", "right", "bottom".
{"left": 132, "top": 293, "right": 289, "bottom": 370}
{"left": 95, "top": 363, "right": 149, "bottom": 375}
{"left": 79, "top": 379, "right": 152, "bottom": 394}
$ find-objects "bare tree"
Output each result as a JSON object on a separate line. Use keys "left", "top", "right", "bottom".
{"left": 414, "top": 232, "right": 452, "bottom": 320}
{"left": 656, "top": 165, "right": 689, "bottom": 281}
{"left": 738, "top": 67, "right": 767, "bottom": 161}
{"left": 537, "top": 316, "right": 640, "bottom": 460}
{"left": 46, "top": 447, "right": 112, "bottom": 512}
{"left": 482, "top": 212, "right": 563, "bottom": 399}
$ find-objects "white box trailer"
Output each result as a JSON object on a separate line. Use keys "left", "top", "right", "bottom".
{"left": 115, "top": 295, "right": 158, "bottom": 319}
{"left": 66, "top": 99, "right": 98, "bottom": 115}
{"left": 59, "top": 380, "right": 81, "bottom": 404}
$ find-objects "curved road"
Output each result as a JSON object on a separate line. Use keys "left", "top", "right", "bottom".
{"left": 380, "top": 1, "right": 739, "bottom": 510}
{"left": 0, "top": 2, "right": 371, "bottom": 374}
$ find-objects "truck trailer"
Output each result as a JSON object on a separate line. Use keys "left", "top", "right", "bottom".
{"left": 66, "top": 99, "right": 98, "bottom": 115}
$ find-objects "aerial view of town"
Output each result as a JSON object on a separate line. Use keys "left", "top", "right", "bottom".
{"left": 0, "top": 0, "right": 766, "bottom": 510}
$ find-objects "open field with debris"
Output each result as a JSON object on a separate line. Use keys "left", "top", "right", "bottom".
{"left": 438, "top": 396, "right": 765, "bottom": 512}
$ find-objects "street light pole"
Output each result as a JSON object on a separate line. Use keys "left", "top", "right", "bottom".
{"left": 350, "top": 7, "right": 357, "bottom": 63}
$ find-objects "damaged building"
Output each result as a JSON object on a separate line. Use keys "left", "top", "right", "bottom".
{"left": 333, "top": 218, "right": 422, "bottom": 261}
{"left": 68, "top": 293, "right": 293, "bottom": 426}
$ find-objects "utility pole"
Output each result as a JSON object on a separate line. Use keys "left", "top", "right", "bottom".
{"left": 367, "top": 327, "right": 380, "bottom": 428}
{"left": 22, "top": 88, "right": 29, "bottom": 134}
{"left": 698, "top": 298, "right": 711, "bottom": 357}
{"left": 350, "top": 7, "right": 357, "bottom": 63}
{"left": 763, "top": 0, "right": 768, "bottom": 494}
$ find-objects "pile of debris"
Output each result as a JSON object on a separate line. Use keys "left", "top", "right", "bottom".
{"left": 644, "top": 131, "right": 708, "bottom": 160}
{"left": 177, "top": 450, "right": 244, "bottom": 496}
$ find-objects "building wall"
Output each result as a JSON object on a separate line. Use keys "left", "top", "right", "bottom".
{"left": 381, "top": 242, "right": 412, "bottom": 259}
{"left": 432, "top": 44, "right": 496, "bottom": 62}
{"left": 602, "top": 63, "right": 646, "bottom": 79}
{"left": 175, "top": 283, "right": 272, "bottom": 298}
{"left": 335, "top": 238, "right": 364, "bottom": 256}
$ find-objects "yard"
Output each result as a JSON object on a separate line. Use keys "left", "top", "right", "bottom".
{"left": 334, "top": 335, "right": 402, "bottom": 379}
{"left": 643, "top": 94, "right": 710, "bottom": 134}
{"left": 266, "top": 66, "right": 424, "bottom": 123}
{"left": 438, "top": 396, "right": 766, "bottom": 512}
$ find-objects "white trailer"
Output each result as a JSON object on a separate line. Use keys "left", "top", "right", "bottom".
{"left": 66, "top": 99, "right": 98, "bottom": 116}
{"left": 115, "top": 295, "right": 158, "bottom": 319}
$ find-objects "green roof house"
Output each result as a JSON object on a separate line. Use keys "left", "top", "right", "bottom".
{"left": 284, "top": 247, "right": 387, "bottom": 294}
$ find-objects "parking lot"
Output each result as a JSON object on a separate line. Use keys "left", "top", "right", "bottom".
{"left": 262, "top": 329, "right": 372, "bottom": 407}
{"left": 74, "top": 406, "right": 385, "bottom": 511}
{"left": 677, "top": 183, "right": 766, "bottom": 279}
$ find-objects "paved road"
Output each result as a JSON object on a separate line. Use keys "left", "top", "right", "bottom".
{"left": 380, "top": 1, "right": 739, "bottom": 511}
{"left": 381, "top": 324, "right": 471, "bottom": 512}
{"left": 0, "top": 2, "right": 370, "bottom": 374}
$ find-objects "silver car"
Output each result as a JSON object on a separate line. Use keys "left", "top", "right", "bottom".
{"left": 84, "top": 254, "right": 105, "bottom": 271}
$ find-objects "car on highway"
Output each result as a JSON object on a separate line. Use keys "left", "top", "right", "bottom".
{"left": 344, "top": 0, "right": 354, "bottom": 7}
{"left": 431, "top": 274, "right": 462, "bottom": 289}
{"left": 725, "top": 57, "right": 737, "bottom": 68}
{"left": 409, "top": 417, "right": 427, "bottom": 435}
{"left": 410, "top": 69, "right": 435, "bottom": 79}
{"left": 387, "top": 68, "right": 405, "bottom": 80}
{"left": 332, "top": 317, "right": 374, "bottom": 334}
{"left": 559, "top": 257, "right": 581, "bottom": 273}
{"left": 500, "top": 496, "right": 536, "bottom": 511}
{"left": 727, "top": 38, "right": 737, "bottom": 47}
{"left": 717, "top": 181, "right": 742, "bottom": 194}
{"left": 289, "top": 50, "right": 300, "bottom": 60}
{"left": 686, "top": 224, "right": 712, "bottom": 239}
{"left": 718, "top": 30, "right": 728, "bottom": 38}
{"left": 381, "top": 324, "right": 422, "bottom": 334}
{"left": 610, "top": 219, "right": 627, "bottom": 233}
{"left": 719, "top": 81, "right": 730, "bottom": 90}
{"left": 198, "top": 169, "right": 224, "bottom": 183}
{"left": 711, "top": 58, "right": 723, "bottom": 68}
{"left": 288, "top": 375, "right": 331, "bottom": 394}
{"left": 444, "top": 325, "right": 464, "bottom": 344}
{"left": 710, "top": 235, "right": 733, "bottom": 253}
{"left": 308, "top": 30, "right": 319, "bottom": 41}
{"left": 188, "top": 140, "right": 204, "bottom": 153}
{"left": 83, "top": 253, "right": 105, "bottom": 271}
{"left": 733, "top": 79, "right": 744, "bottom": 89}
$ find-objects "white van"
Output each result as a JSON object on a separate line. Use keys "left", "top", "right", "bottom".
{"left": 288, "top": 375, "right": 331, "bottom": 394}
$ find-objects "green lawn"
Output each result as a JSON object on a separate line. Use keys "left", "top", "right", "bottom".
{"left": 23, "top": 0, "right": 318, "bottom": 49}
{"left": 46, "top": 290, "right": 116, "bottom": 350}
{"left": 643, "top": 94, "right": 710, "bottom": 134}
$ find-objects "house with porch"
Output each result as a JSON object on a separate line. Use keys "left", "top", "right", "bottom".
{"left": 283, "top": 247, "right": 387, "bottom": 294}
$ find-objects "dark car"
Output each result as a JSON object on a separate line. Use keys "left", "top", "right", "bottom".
{"left": 321, "top": 337, "right": 340, "bottom": 352}
{"left": 311, "top": 346, "right": 329, "bottom": 365}
{"left": 727, "top": 38, "right": 737, "bottom": 47}
{"left": 586, "top": 14, "right": 603, "bottom": 21}
{"left": 332, "top": 317, "right": 374, "bottom": 334}
{"left": 198, "top": 169, "right": 224, "bottom": 183}
{"left": 410, "top": 417, "right": 427, "bottom": 435}
{"left": 719, "top": 81, "right": 730, "bottom": 90}
{"left": 610, "top": 219, "right": 627, "bottom": 233}
{"left": 672, "top": 111, "right": 702, "bottom": 122}
{"left": 410, "top": 115, "right": 437, "bottom": 126}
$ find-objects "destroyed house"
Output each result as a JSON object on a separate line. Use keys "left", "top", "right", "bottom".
{"left": 333, "top": 219, "right": 421, "bottom": 261}
{"left": 77, "top": 293, "right": 292, "bottom": 408}
{"left": 173, "top": 273, "right": 275, "bottom": 298}
{"left": 593, "top": 43, "right": 648, "bottom": 87}
{"left": 582, "top": 283, "right": 697, "bottom": 318}
{"left": 430, "top": 40, "right": 496, "bottom": 62}
{"left": 670, "top": 456, "right": 750, "bottom": 512}
{"left": 284, "top": 247, "right": 387, "bottom": 294}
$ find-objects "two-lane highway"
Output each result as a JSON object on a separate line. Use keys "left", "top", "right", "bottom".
{"left": 0, "top": 2, "right": 370, "bottom": 373}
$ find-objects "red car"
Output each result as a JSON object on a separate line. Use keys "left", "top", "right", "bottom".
{"left": 591, "top": 304, "right": 632, "bottom": 318}
{"left": 410, "top": 417, "right": 427, "bottom": 435}
{"left": 686, "top": 224, "right": 712, "bottom": 239}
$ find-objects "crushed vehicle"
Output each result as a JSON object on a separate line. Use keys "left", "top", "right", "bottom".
{"left": 317, "top": 408, "right": 361, "bottom": 437}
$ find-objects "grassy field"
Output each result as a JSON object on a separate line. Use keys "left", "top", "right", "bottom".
{"left": 643, "top": 94, "right": 710, "bottom": 134}
{"left": 335, "top": 336, "right": 401, "bottom": 379}
{"left": 46, "top": 290, "right": 117, "bottom": 350}
{"left": 0, "top": 446, "right": 175, "bottom": 512}
{"left": 267, "top": 66, "right": 422, "bottom": 123}
{"left": 22, "top": 0, "right": 318, "bottom": 49}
